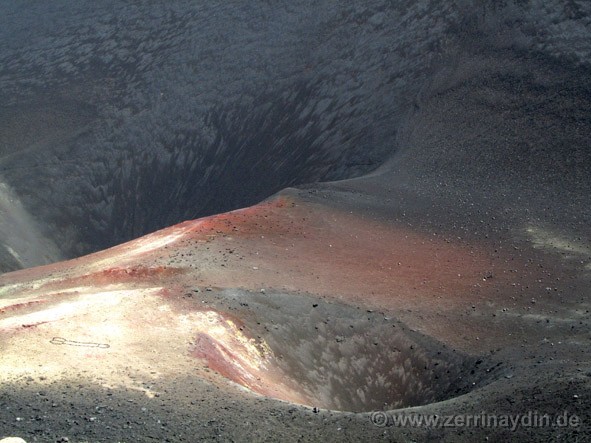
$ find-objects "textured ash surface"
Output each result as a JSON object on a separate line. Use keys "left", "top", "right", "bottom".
{"left": 0, "top": 1, "right": 590, "bottom": 442}
{"left": 1, "top": 0, "right": 588, "bottom": 270}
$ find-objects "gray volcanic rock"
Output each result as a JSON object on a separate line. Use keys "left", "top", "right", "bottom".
{"left": 1, "top": 2, "right": 590, "bottom": 440}
{"left": 1, "top": 1, "right": 588, "bottom": 271}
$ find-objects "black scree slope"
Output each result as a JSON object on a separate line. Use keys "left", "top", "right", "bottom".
{"left": 0, "top": 0, "right": 589, "bottom": 272}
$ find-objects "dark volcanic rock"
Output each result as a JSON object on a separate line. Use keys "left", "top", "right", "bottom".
{"left": 0, "top": 0, "right": 589, "bottom": 274}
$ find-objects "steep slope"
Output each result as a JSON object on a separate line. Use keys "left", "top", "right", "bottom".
{"left": 1, "top": 1, "right": 588, "bottom": 271}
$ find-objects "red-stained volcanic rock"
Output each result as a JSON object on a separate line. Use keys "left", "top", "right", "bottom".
{"left": 0, "top": 190, "right": 589, "bottom": 441}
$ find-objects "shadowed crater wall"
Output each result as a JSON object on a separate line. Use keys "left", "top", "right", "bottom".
{"left": 0, "top": 0, "right": 590, "bottom": 272}
{"left": 190, "top": 290, "right": 501, "bottom": 412}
